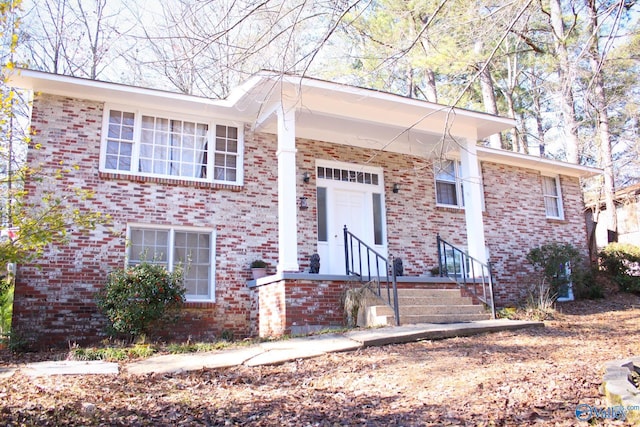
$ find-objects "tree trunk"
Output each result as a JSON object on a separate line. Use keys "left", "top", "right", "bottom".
{"left": 585, "top": 0, "right": 617, "bottom": 237}
{"left": 423, "top": 68, "right": 438, "bottom": 103}
{"left": 479, "top": 65, "right": 503, "bottom": 149}
{"left": 548, "top": 0, "right": 580, "bottom": 164}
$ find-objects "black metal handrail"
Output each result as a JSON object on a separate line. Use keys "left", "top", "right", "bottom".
{"left": 344, "top": 226, "right": 400, "bottom": 326}
{"left": 436, "top": 234, "right": 496, "bottom": 319}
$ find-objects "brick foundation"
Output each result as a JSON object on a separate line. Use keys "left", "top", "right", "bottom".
{"left": 255, "top": 276, "right": 359, "bottom": 336}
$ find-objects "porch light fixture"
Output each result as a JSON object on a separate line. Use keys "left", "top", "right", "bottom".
{"left": 393, "top": 183, "right": 400, "bottom": 193}
{"left": 302, "top": 172, "right": 311, "bottom": 183}
{"left": 299, "top": 196, "right": 309, "bottom": 210}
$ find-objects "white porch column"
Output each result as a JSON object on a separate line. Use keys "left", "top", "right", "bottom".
{"left": 459, "top": 137, "right": 488, "bottom": 264}
{"left": 276, "top": 104, "right": 300, "bottom": 272}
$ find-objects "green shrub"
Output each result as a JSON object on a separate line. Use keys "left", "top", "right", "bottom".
{"left": 572, "top": 267, "right": 604, "bottom": 300}
{"left": 96, "top": 262, "right": 185, "bottom": 338}
{"left": 526, "top": 242, "right": 583, "bottom": 300}
{"left": 600, "top": 243, "right": 640, "bottom": 293}
{"left": 166, "top": 341, "right": 230, "bottom": 354}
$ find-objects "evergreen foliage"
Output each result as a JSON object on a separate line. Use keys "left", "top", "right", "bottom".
{"left": 96, "top": 263, "right": 186, "bottom": 339}
{"left": 600, "top": 243, "right": 640, "bottom": 293}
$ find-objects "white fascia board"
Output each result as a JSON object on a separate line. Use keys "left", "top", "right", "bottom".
{"left": 8, "top": 68, "right": 253, "bottom": 122}
{"left": 274, "top": 74, "right": 516, "bottom": 139}
{"left": 477, "top": 146, "right": 602, "bottom": 178}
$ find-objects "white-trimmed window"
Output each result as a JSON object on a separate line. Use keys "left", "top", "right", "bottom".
{"left": 127, "top": 225, "right": 216, "bottom": 301}
{"left": 542, "top": 175, "right": 564, "bottom": 219}
{"left": 435, "top": 159, "right": 464, "bottom": 207}
{"left": 102, "top": 107, "right": 243, "bottom": 184}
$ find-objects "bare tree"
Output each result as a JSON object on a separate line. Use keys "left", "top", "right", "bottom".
{"left": 544, "top": 0, "right": 582, "bottom": 164}
{"left": 18, "top": 0, "right": 131, "bottom": 80}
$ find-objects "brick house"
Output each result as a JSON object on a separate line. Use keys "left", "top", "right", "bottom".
{"left": 9, "top": 69, "right": 600, "bottom": 348}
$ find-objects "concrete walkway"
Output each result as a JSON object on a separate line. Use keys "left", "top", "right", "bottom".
{"left": 4, "top": 319, "right": 543, "bottom": 378}
{"left": 126, "top": 319, "right": 543, "bottom": 376}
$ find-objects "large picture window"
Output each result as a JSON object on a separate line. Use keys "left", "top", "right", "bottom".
{"left": 128, "top": 226, "right": 215, "bottom": 301}
{"left": 103, "top": 108, "right": 242, "bottom": 184}
{"left": 542, "top": 175, "right": 564, "bottom": 219}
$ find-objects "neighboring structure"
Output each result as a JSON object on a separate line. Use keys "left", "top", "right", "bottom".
{"left": 9, "top": 69, "right": 600, "bottom": 348}
{"left": 586, "top": 182, "right": 640, "bottom": 252}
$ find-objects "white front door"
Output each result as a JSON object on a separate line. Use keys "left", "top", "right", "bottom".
{"left": 331, "top": 189, "right": 369, "bottom": 274}
{"left": 316, "top": 161, "right": 386, "bottom": 275}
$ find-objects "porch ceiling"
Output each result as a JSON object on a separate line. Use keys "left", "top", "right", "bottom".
{"left": 262, "top": 109, "right": 450, "bottom": 157}
{"left": 238, "top": 72, "right": 516, "bottom": 157}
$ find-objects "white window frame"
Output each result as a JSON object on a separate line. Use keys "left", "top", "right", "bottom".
{"left": 542, "top": 174, "right": 564, "bottom": 220}
{"left": 126, "top": 224, "right": 217, "bottom": 302}
{"left": 434, "top": 159, "right": 486, "bottom": 210}
{"left": 100, "top": 104, "right": 244, "bottom": 185}
{"left": 434, "top": 159, "right": 465, "bottom": 208}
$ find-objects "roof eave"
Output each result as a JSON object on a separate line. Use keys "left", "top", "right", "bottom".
{"left": 477, "top": 146, "right": 602, "bottom": 178}
{"left": 7, "top": 68, "right": 253, "bottom": 121}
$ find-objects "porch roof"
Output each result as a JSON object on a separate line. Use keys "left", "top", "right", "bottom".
{"left": 230, "top": 71, "right": 517, "bottom": 155}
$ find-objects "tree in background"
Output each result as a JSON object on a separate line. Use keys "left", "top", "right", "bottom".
{"left": 10, "top": 0, "right": 640, "bottom": 237}
{"left": 18, "top": 0, "right": 130, "bottom": 80}
{"left": 1, "top": 0, "right": 109, "bottom": 341}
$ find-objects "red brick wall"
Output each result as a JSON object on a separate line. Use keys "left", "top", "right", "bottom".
{"left": 482, "top": 162, "right": 589, "bottom": 304}
{"left": 257, "top": 280, "right": 286, "bottom": 337}
{"left": 13, "top": 94, "right": 281, "bottom": 348}
{"left": 294, "top": 140, "right": 589, "bottom": 306}
{"left": 256, "top": 278, "right": 475, "bottom": 336}
{"left": 295, "top": 139, "right": 466, "bottom": 277}
{"left": 257, "top": 278, "right": 355, "bottom": 337}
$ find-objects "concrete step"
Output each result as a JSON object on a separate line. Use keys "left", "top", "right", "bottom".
{"left": 395, "top": 288, "right": 462, "bottom": 298}
{"left": 399, "top": 304, "right": 486, "bottom": 316}
{"left": 400, "top": 313, "right": 492, "bottom": 324}
{"left": 358, "top": 286, "right": 491, "bottom": 327}
{"left": 363, "top": 303, "right": 488, "bottom": 325}
{"left": 361, "top": 305, "right": 395, "bottom": 327}
{"left": 396, "top": 296, "right": 475, "bottom": 306}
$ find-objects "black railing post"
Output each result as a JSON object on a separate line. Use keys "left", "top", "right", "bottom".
{"left": 343, "top": 225, "right": 349, "bottom": 275}
{"left": 487, "top": 260, "right": 496, "bottom": 319}
{"left": 343, "top": 227, "right": 400, "bottom": 326}
{"left": 437, "top": 235, "right": 496, "bottom": 320}
{"left": 436, "top": 234, "right": 443, "bottom": 277}
{"left": 391, "top": 255, "right": 400, "bottom": 326}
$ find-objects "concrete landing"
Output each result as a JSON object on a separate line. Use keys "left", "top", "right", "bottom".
{"left": 346, "top": 319, "right": 543, "bottom": 347}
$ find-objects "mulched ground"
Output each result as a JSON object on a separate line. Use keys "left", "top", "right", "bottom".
{"left": 2, "top": 293, "right": 640, "bottom": 426}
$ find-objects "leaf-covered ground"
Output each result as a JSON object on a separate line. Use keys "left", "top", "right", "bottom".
{"left": 2, "top": 293, "right": 640, "bottom": 426}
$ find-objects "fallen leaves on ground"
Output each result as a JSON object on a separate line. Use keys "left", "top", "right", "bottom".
{"left": 2, "top": 293, "right": 640, "bottom": 426}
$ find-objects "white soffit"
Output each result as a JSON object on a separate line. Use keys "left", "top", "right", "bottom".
{"left": 477, "top": 146, "right": 602, "bottom": 178}
{"left": 8, "top": 69, "right": 250, "bottom": 122}
{"left": 248, "top": 73, "right": 516, "bottom": 140}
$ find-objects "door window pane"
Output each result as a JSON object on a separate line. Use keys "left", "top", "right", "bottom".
{"left": 372, "top": 193, "right": 383, "bottom": 245}
{"left": 317, "top": 187, "right": 328, "bottom": 242}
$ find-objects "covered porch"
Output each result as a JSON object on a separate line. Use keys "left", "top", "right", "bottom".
{"left": 230, "top": 72, "right": 516, "bottom": 276}
{"left": 234, "top": 73, "right": 514, "bottom": 337}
